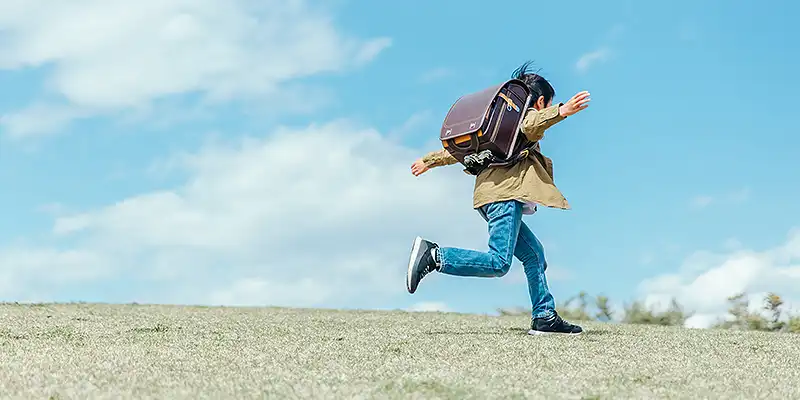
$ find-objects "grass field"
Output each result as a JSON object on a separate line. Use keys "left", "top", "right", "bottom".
{"left": 1, "top": 303, "right": 798, "bottom": 399}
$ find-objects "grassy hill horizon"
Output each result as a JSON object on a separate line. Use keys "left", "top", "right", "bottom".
{"left": 1, "top": 302, "right": 799, "bottom": 399}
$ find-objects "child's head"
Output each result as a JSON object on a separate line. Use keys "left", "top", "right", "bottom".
{"left": 512, "top": 61, "right": 555, "bottom": 110}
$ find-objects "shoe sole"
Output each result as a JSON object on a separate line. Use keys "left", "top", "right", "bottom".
{"left": 406, "top": 236, "right": 423, "bottom": 293}
{"left": 527, "top": 329, "right": 583, "bottom": 336}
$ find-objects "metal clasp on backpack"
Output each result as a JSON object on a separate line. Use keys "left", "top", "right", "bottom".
{"left": 497, "top": 92, "right": 520, "bottom": 112}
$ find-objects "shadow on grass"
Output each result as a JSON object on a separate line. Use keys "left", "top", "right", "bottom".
{"left": 374, "top": 379, "right": 472, "bottom": 398}
{"left": 0, "top": 326, "right": 89, "bottom": 344}
{"left": 423, "top": 326, "right": 617, "bottom": 337}
{"left": 130, "top": 322, "right": 174, "bottom": 334}
{"left": 506, "top": 327, "right": 617, "bottom": 336}
{"left": 424, "top": 329, "right": 513, "bottom": 336}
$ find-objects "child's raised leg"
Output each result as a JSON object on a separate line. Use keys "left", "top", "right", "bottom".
{"left": 405, "top": 200, "right": 522, "bottom": 293}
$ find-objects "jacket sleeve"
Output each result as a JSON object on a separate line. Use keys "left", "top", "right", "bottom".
{"left": 421, "top": 148, "right": 459, "bottom": 168}
{"left": 520, "top": 103, "right": 566, "bottom": 142}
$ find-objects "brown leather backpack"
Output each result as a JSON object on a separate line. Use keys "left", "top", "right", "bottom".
{"left": 439, "top": 79, "right": 535, "bottom": 175}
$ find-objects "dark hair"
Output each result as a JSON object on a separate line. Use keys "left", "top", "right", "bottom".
{"left": 511, "top": 61, "right": 555, "bottom": 106}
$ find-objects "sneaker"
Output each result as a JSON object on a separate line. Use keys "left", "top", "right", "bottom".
{"left": 528, "top": 312, "right": 583, "bottom": 335}
{"left": 406, "top": 236, "right": 439, "bottom": 294}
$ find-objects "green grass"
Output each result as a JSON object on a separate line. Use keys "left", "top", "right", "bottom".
{"left": 0, "top": 303, "right": 798, "bottom": 399}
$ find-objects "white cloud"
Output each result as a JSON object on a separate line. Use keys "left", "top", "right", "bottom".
{"left": 572, "top": 25, "right": 622, "bottom": 74}
{"left": 386, "top": 110, "right": 435, "bottom": 145}
{"left": 0, "top": 120, "right": 487, "bottom": 307}
{"left": 722, "top": 238, "right": 743, "bottom": 250}
{"left": 419, "top": 67, "right": 453, "bottom": 83}
{"left": 0, "top": 103, "right": 90, "bottom": 140}
{"left": 0, "top": 0, "right": 391, "bottom": 137}
{"left": 684, "top": 313, "right": 720, "bottom": 329}
{"left": 407, "top": 302, "right": 451, "bottom": 312}
{"left": 575, "top": 48, "right": 610, "bottom": 73}
{"left": 637, "top": 228, "right": 800, "bottom": 328}
{"left": 208, "top": 278, "right": 334, "bottom": 308}
{"left": 690, "top": 195, "right": 715, "bottom": 209}
{"left": 0, "top": 247, "right": 113, "bottom": 299}
{"left": 690, "top": 187, "right": 750, "bottom": 209}
{"left": 0, "top": 0, "right": 490, "bottom": 308}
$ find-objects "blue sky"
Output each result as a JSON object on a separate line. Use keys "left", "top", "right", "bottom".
{"left": 1, "top": 0, "right": 798, "bottom": 325}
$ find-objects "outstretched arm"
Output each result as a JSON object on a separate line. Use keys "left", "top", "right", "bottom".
{"left": 410, "top": 91, "right": 589, "bottom": 176}
{"left": 411, "top": 148, "right": 458, "bottom": 176}
{"left": 521, "top": 91, "right": 591, "bottom": 142}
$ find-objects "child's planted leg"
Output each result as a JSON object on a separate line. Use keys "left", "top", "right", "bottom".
{"left": 514, "top": 221, "right": 582, "bottom": 335}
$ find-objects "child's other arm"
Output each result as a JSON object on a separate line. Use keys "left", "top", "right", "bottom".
{"left": 411, "top": 148, "right": 458, "bottom": 176}
{"left": 423, "top": 148, "right": 458, "bottom": 168}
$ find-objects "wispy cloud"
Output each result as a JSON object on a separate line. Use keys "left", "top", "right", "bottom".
{"left": 690, "top": 187, "right": 751, "bottom": 209}
{"left": 386, "top": 110, "right": 435, "bottom": 144}
{"left": 0, "top": 0, "right": 391, "bottom": 138}
{"left": 419, "top": 67, "right": 453, "bottom": 83}
{"left": 575, "top": 48, "right": 610, "bottom": 73}
{"left": 690, "top": 195, "right": 715, "bottom": 209}
{"left": 574, "top": 24, "right": 623, "bottom": 74}
{"left": 0, "top": 103, "right": 88, "bottom": 140}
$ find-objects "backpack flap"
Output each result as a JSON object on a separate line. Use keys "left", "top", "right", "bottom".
{"left": 439, "top": 82, "right": 503, "bottom": 160}
{"left": 440, "top": 79, "right": 532, "bottom": 174}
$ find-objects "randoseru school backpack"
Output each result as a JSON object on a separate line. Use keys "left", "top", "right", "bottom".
{"left": 439, "top": 79, "right": 535, "bottom": 175}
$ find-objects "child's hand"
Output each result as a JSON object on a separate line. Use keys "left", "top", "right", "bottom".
{"left": 559, "top": 91, "right": 591, "bottom": 117}
{"left": 411, "top": 159, "right": 430, "bottom": 176}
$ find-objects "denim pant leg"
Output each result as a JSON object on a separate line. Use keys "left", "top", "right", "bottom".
{"left": 438, "top": 200, "right": 522, "bottom": 277}
{"left": 514, "top": 221, "right": 557, "bottom": 319}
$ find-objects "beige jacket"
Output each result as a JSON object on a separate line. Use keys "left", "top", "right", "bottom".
{"left": 421, "top": 103, "right": 570, "bottom": 211}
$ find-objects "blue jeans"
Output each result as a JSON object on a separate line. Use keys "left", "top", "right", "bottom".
{"left": 437, "top": 200, "right": 556, "bottom": 319}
